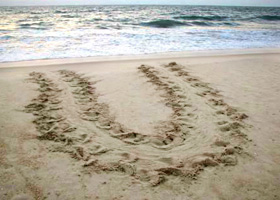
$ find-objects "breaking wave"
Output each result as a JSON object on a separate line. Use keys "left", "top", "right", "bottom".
{"left": 257, "top": 15, "right": 280, "bottom": 21}
{"left": 140, "top": 20, "right": 187, "bottom": 28}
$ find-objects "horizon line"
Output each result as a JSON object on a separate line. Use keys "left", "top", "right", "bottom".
{"left": 0, "top": 4, "right": 280, "bottom": 8}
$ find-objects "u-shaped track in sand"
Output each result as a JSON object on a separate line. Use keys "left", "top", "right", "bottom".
{"left": 24, "top": 62, "right": 251, "bottom": 186}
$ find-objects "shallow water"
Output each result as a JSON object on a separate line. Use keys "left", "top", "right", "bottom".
{"left": 0, "top": 5, "right": 280, "bottom": 62}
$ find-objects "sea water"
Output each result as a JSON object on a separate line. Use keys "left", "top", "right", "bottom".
{"left": 0, "top": 5, "right": 280, "bottom": 62}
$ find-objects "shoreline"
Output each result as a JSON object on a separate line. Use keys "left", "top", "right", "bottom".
{"left": 1, "top": 47, "right": 280, "bottom": 68}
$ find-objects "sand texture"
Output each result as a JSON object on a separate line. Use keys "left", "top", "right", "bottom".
{"left": 0, "top": 49, "right": 280, "bottom": 200}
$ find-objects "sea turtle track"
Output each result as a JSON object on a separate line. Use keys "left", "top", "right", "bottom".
{"left": 58, "top": 70, "right": 149, "bottom": 145}
{"left": 136, "top": 63, "right": 251, "bottom": 180}
{"left": 24, "top": 72, "right": 112, "bottom": 161}
{"left": 138, "top": 65, "right": 196, "bottom": 148}
{"left": 58, "top": 69, "right": 189, "bottom": 149}
{"left": 24, "top": 72, "right": 76, "bottom": 142}
{"left": 162, "top": 62, "right": 249, "bottom": 142}
{"left": 138, "top": 63, "right": 249, "bottom": 147}
{"left": 23, "top": 66, "right": 251, "bottom": 186}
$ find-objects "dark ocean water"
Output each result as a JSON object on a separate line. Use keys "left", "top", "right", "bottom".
{"left": 0, "top": 5, "right": 280, "bottom": 62}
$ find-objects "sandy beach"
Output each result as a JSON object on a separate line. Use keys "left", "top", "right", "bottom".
{"left": 0, "top": 48, "right": 280, "bottom": 200}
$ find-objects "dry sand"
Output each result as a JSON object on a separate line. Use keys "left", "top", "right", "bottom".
{"left": 0, "top": 48, "right": 280, "bottom": 200}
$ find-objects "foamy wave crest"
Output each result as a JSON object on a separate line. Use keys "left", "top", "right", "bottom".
{"left": 18, "top": 22, "right": 52, "bottom": 30}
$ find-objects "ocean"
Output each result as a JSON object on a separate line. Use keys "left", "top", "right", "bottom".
{"left": 0, "top": 5, "right": 280, "bottom": 62}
